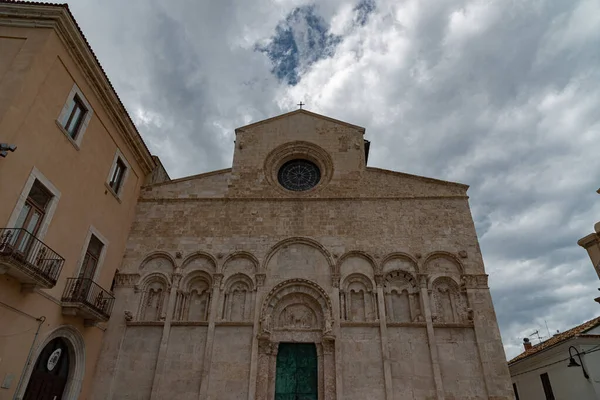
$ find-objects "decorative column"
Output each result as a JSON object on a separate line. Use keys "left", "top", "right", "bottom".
{"left": 464, "top": 274, "right": 512, "bottom": 399}
{"left": 323, "top": 337, "right": 337, "bottom": 400}
{"left": 150, "top": 271, "right": 182, "bottom": 399}
{"left": 419, "top": 273, "right": 445, "bottom": 400}
{"left": 331, "top": 273, "right": 343, "bottom": 399}
{"left": 93, "top": 273, "right": 140, "bottom": 400}
{"left": 255, "top": 338, "right": 272, "bottom": 399}
{"left": 267, "top": 341, "right": 279, "bottom": 400}
{"left": 248, "top": 273, "right": 266, "bottom": 400}
{"left": 198, "top": 273, "right": 223, "bottom": 399}
{"left": 375, "top": 274, "right": 393, "bottom": 400}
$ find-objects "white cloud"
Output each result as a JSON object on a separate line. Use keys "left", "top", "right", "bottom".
{"left": 65, "top": 0, "right": 600, "bottom": 360}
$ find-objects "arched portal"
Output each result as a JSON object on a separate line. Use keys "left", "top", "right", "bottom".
{"left": 23, "top": 338, "right": 70, "bottom": 400}
{"left": 256, "top": 279, "right": 336, "bottom": 400}
{"left": 17, "top": 325, "right": 85, "bottom": 400}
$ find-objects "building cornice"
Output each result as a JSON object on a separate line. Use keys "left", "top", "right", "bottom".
{"left": 578, "top": 232, "right": 599, "bottom": 248}
{"left": 0, "top": 2, "right": 156, "bottom": 175}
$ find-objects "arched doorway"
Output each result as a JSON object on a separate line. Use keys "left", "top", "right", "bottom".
{"left": 23, "top": 337, "right": 70, "bottom": 400}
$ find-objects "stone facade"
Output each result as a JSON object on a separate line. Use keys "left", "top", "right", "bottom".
{"left": 92, "top": 110, "right": 512, "bottom": 399}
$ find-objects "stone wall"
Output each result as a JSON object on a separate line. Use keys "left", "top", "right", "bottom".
{"left": 91, "top": 111, "right": 512, "bottom": 400}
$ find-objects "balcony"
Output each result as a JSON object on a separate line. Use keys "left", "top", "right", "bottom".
{"left": 0, "top": 228, "right": 64, "bottom": 289}
{"left": 61, "top": 278, "right": 115, "bottom": 324}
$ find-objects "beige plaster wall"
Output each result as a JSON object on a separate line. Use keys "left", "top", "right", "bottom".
{"left": 0, "top": 25, "right": 151, "bottom": 400}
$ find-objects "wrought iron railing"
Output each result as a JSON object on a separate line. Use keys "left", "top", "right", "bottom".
{"left": 0, "top": 228, "right": 64, "bottom": 285}
{"left": 61, "top": 278, "right": 115, "bottom": 319}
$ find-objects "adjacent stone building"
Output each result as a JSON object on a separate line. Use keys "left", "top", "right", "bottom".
{"left": 92, "top": 110, "right": 513, "bottom": 400}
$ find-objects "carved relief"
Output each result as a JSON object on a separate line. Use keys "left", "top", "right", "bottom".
{"left": 340, "top": 274, "right": 376, "bottom": 322}
{"left": 431, "top": 277, "right": 468, "bottom": 323}
{"left": 383, "top": 270, "right": 421, "bottom": 323}
{"left": 277, "top": 304, "right": 317, "bottom": 329}
{"left": 114, "top": 273, "right": 140, "bottom": 288}
{"left": 221, "top": 274, "right": 254, "bottom": 321}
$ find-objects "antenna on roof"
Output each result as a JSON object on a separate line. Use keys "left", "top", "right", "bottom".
{"left": 545, "top": 320, "right": 551, "bottom": 337}
{"left": 530, "top": 330, "right": 544, "bottom": 343}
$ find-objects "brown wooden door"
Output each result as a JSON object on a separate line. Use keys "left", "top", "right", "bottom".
{"left": 23, "top": 338, "right": 69, "bottom": 400}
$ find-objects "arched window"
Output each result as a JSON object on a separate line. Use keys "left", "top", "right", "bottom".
{"left": 138, "top": 274, "right": 169, "bottom": 321}
{"left": 383, "top": 270, "right": 421, "bottom": 323}
{"left": 174, "top": 273, "right": 212, "bottom": 322}
{"left": 431, "top": 277, "right": 467, "bottom": 323}
{"left": 340, "top": 274, "right": 375, "bottom": 322}
{"left": 221, "top": 274, "right": 254, "bottom": 321}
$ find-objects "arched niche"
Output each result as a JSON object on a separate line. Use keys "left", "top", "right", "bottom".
{"left": 340, "top": 273, "right": 376, "bottom": 322}
{"left": 423, "top": 252, "right": 464, "bottom": 276}
{"left": 222, "top": 252, "right": 258, "bottom": 276}
{"left": 337, "top": 251, "right": 377, "bottom": 279}
{"left": 175, "top": 271, "right": 212, "bottom": 321}
{"left": 383, "top": 270, "right": 423, "bottom": 323}
{"left": 138, "top": 252, "right": 175, "bottom": 275}
{"left": 260, "top": 279, "right": 333, "bottom": 336}
{"left": 17, "top": 325, "right": 86, "bottom": 400}
{"left": 263, "top": 238, "right": 334, "bottom": 284}
{"left": 221, "top": 273, "right": 254, "bottom": 322}
{"left": 381, "top": 253, "right": 418, "bottom": 275}
{"left": 431, "top": 276, "right": 468, "bottom": 323}
{"left": 137, "top": 272, "right": 170, "bottom": 321}
{"left": 182, "top": 252, "right": 217, "bottom": 273}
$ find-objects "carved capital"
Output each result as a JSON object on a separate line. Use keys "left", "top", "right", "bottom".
{"left": 322, "top": 338, "right": 335, "bottom": 355}
{"left": 417, "top": 274, "right": 428, "bottom": 289}
{"left": 212, "top": 273, "right": 224, "bottom": 288}
{"left": 171, "top": 272, "right": 183, "bottom": 287}
{"left": 461, "top": 274, "right": 488, "bottom": 289}
{"left": 374, "top": 274, "right": 384, "bottom": 287}
{"left": 475, "top": 274, "right": 488, "bottom": 288}
{"left": 331, "top": 273, "right": 340, "bottom": 288}
{"left": 255, "top": 273, "right": 266, "bottom": 287}
{"left": 114, "top": 273, "right": 140, "bottom": 288}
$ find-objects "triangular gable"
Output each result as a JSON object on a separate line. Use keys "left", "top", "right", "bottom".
{"left": 234, "top": 109, "right": 366, "bottom": 134}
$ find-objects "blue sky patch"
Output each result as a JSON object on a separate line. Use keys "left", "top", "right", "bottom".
{"left": 256, "top": 5, "right": 341, "bottom": 86}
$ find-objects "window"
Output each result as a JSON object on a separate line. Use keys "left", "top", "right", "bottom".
{"left": 63, "top": 95, "right": 87, "bottom": 139}
{"left": 513, "top": 383, "right": 520, "bottom": 400}
{"left": 109, "top": 157, "right": 127, "bottom": 194}
{"left": 57, "top": 84, "right": 93, "bottom": 148}
{"left": 540, "top": 373, "right": 555, "bottom": 400}
{"left": 13, "top": 180, "right": 53, "bottom": 251}
{"left": 79, "top": 235, "right": 104, "bottom": 281}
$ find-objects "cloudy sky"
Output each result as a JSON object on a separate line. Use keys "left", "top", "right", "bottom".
{"left": 66, "top": 0, "right": 599, "bottom": 359}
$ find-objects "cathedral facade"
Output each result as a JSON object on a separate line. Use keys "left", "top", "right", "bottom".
{"left": 91, "top": 110, "right": 512, "bottom": 400}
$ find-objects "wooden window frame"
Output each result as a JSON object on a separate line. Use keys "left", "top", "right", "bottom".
{"left": 109, "top": 158, "right": 127, "bottom": 194}
{"left": 75, "top": 227, "right": 108, "bottom": 283}
{"left": 56, "top": 84, "right": 93, "bottom": 150}
{"left": 63, "top": 95, "right": 87, "bottom": 139}
{"left": 106, "top": 150, "right": 130, "bottom": 201}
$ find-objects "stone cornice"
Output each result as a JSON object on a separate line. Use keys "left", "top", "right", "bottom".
{"left": 578, "top": 232, "right": 599, "bottom": 248}
{"left": 0, "top": 2, "right": 156, "bottom": 175}
{"left": 137, "top": 195, "right": 469, "bottom": 203}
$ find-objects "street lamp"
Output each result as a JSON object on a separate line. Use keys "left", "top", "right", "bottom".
{"left": 567, "top": 346, "right": 589, "bottom": 379}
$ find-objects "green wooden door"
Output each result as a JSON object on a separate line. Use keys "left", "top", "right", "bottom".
{"left": 275, "top": 343, "right": 318, "bottom": 400}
